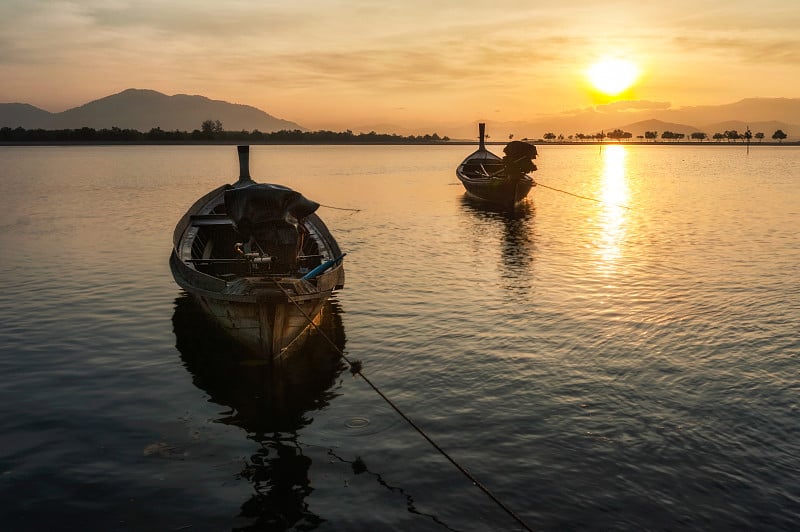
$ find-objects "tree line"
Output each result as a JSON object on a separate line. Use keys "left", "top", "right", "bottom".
{"left": 0, "top": 120, "right": 450, "bottom": 143}
{"left": 541, "top": 128, "right": 790, "bottom": 143}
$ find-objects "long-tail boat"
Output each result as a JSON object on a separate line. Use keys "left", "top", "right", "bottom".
{"left": 456, "top": 123, "right": 538, "bottom": 209}
{"left": 170, "top": 146, "right": 345, "bottom": 365}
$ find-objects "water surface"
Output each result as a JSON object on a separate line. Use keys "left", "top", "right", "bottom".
{"left": 0, "top": 144, "right": 798, "bottom": 530}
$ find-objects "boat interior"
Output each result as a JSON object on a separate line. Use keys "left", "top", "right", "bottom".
{"left": 461, "top": 158, "right": 507, "bottom": 179}
{"left": 186, "top": 200, "right": 326, "bottom": 280}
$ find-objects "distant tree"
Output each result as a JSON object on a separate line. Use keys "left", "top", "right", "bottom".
{"left": 744, "top": 128, "right": 753, "bottom": 143}
{"left": 543, "top": 132, "right": 557, "bottom": 141}
{"left": 724, "top": 130, "right": 740, "bottom": 142}
{"left": 661, "top": 131, "right": 674, "bottom": 141}
{"left": 607, "top": 128, "right": 626, "bottom": 141}
{"left": 201, "top": 119, "right": 224, "bottom": 139}
{"left": 713, "top": 132, "right": 725, "bottom": 142}
{"left": 147, "top": 127, "right": 166, "bottom": 140}
{"left": 690, "top": 132, "right": 707, "bottom": 142}
{"left": 755, "top": 132, "right": 765, "bottom": 142}
{"left": 644, "top": 130, "right": 658, "bottom": 142}
{"left": 0, "top": 125, "right": 450, "bottom": 144}
{"left": 772, "top": 129, "right": 787, "bottom": 143}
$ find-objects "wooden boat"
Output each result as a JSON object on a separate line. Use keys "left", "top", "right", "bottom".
{"left": 456, "top": 123, "right": 538, "bottom": 209}
{"left": 170, "top": 145, "right": 345, "bottom": 365}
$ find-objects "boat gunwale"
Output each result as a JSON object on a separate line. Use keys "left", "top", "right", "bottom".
{"left": 171, "top": 180, "right": 344, "bottom": 301}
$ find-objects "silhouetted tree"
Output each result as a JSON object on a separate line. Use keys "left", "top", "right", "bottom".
{"left": 201, "top": 119, "right": 224, "bottom": 139}
{"left": 772, "top": 129, "right": 787, "bottom": 143}
{"left": 724, "top": 130, "right": 740, "bottom": 142}
{"left": 755, "top": 132, "right": 764, "bottom": 142}
{"left": 606, "top": 128, "right": 632, "bottom": 141}
{"left": 690, "top": 132, "right": 707, "bottom": 142}
{"left": 645, "top": 130, "right": 658, "bottom": 142}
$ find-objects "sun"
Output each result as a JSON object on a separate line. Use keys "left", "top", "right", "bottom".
{"left": 587, "top": 58, "right": 639, "bottom": 96}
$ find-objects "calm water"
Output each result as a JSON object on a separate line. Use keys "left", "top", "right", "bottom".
{"left": 0, "top": 144, "right": 798, "bottom": 531}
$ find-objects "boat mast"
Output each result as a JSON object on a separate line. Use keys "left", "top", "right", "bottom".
{"left": 479, "top": 123, "right": 486, "bottom": 151}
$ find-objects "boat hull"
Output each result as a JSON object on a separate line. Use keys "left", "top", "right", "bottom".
{"left": 458, "top": 174, "right": 534, "bottom": 208}
{"left": 194, "top": 290, "right": 327, "bottom": 364}
{"left": 170, "top": 244, "right": 344, "bottom": 364}
{"left": 456, "top": 151, "right": 535, "bottom": 209}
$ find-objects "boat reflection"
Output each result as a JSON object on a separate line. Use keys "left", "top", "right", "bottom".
{"left": 172, "top": 294, "right": 346, "bottom": 530}
{"left": 459, "top": 196, "right": 536, "bottom": 293}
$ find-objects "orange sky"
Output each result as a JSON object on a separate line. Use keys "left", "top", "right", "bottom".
{"left": 2, "top": 1, "right": 799, "bottom": 132}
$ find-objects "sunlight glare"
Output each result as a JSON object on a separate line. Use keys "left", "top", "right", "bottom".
{"left": 596, "top": 145, "right": 629, "bottom": 271}
{"left": 587, "top": 58, "right": 639, "bottom": 96}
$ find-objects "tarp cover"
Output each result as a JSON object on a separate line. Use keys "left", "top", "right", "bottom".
{"left": 224, "top": 184, "right": 319, "bottom": 237}
{"left": 501, "top": 141, "right": 538, "bottom": 177}
{"left": 224, "top": 184, "right": 320, "bottom": 270}
{"left": 503, "top": 140, "right": 537, "bottom": 160}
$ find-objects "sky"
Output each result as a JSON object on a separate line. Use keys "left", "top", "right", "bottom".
{"left": 2, "top": 0, "right": 800, "bottom": 131}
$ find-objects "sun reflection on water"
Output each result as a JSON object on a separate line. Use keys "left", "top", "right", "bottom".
{"left": 596, "top": 144, "right": 629, "bottom": 272}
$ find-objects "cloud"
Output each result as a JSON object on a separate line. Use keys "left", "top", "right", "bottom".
{"left": 670, "top": 33, "right": 800, "bottom": 64}
{"left": 3, "top": 0, "right": 800, "bottom": 124}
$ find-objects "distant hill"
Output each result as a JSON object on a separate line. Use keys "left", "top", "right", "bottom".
{"left": 668, "top": 98, "right": 800, "bottom": 126}
{"left": 616, "top": 119, "right": 699, "bottom": 138}
{"left": 0, "top": 103, "right": 53, "bottom": 129}
{"left": 0, "top": 89, "right": 305, "bottom": 132}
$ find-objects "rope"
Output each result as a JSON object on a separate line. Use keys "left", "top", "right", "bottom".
{"left": 535, "top": 181, "right": 631, "bottom": 210}
{"left": 273, "top": 281, "right": 534, "bottom": 532}
{"left": 318, "top": 203, "right": 362, "bottom": 212}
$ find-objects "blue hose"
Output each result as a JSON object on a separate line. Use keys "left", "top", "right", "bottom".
{"left": 301, "top": 253, "right": 346, "bottom": 280}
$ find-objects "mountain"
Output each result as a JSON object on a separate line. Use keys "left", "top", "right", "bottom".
{"left": 616, "top": 119, "right": 699, "bottom": 138}
{"left": 0, "top": 103, "right": 53, "bottom": 129}
{"left": 0, "top": 89, "right": 305, "bottom": 132}
{"left": 667, "top": 98, "right": 800, "bottom": 126}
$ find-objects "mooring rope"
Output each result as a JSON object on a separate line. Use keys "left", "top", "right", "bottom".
{"left": 318, "top": 203, "right": 362, "bottom": 212}
{"left": 273, "top": 281, "right": 534, "bottom": 532}
{"left": 535, "top": 181, "right": 631, "bottom": 210}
